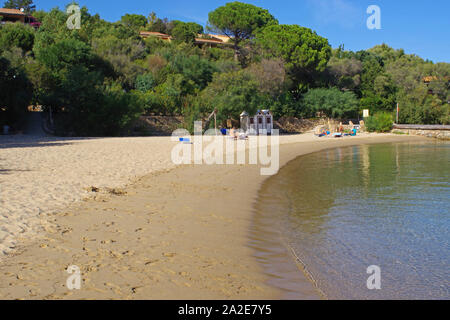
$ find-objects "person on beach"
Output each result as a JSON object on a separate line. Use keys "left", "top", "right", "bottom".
{"left": 232, "top": 127, "right": 239, "bottom": 140}
{"left": 229, "top": 127, "right": 238, "bottom": 140}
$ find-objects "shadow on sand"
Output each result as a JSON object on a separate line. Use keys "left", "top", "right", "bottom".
{"left": 0, "top": 169, "right": 33, "bottom": 175}
{"left": 0, "top": 136, "right": 104, "bottom": 150}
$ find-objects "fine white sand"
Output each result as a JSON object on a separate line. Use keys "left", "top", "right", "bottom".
{"left": 0, "top": 136, "right": 178, "bottom": 254}
{"left": 0, "top": 132, "right": 412, "bottom": 256}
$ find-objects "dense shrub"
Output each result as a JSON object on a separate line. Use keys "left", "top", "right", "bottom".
{"left": 198, "top": 70, "right": 263, "bottom": 123}
{"left": 170, "top": 54, "right": 217, "bottom": 94}
{"left": 365, "top": 112, "right": 394, "bottom": 132}
{"left": 135, "top": 73, "right": 156, "bottom": 92}
{"left": 54, "top": 79, "right": 143, "bottom": 136}
{"left": 0, "top": 57, "right": 32, "bottom": 129}
{"left": 301, "top": 87, "right": 359, "bottom": 118}
{"left": 0, "top": 22, "right": 35, "bottom": 53}
{"left": 397, "top": 87, "right": 449, "bottom": 125}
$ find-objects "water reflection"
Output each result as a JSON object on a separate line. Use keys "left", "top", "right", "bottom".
{"left": 254, "top": 141, "right": 450, "bottom": 299}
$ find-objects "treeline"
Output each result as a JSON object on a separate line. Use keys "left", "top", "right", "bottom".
{"left": 0, "top": 1, "right": 448, "bottom": 136}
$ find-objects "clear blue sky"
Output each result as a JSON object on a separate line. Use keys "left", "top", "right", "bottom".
{"left": 25, "top": 0, "right": 450, "bottom": 63}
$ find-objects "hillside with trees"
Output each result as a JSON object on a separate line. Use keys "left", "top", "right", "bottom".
{"left": 0, "top": 1, "right": 448, "bottom": 136}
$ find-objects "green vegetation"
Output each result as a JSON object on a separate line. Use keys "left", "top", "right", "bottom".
{"left": 0, "top": 22, "right": 35, "bottom": 52}
{"left": 256, "top": 24, "right": 331, "bottom": 92}
{"left": 0, "top": 1, "right": 448, "bottom": 136}
{"left": 208, "top": 1, "right": 277, "bottom": 64}
{"left": 365, "top": 112, "right": 394, "bottom": 133}
{"left": 0, "top": 56, "right": 32, "bottom": 128}
{"left": 301, "top": 88, "right": 358, "bottom": 119}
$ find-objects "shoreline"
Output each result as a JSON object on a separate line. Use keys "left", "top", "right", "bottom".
{"left": 250, "top": 134, "right": 431, "bottom": 300}
{"left": 0, "top": 133, "right": 428, "bottom": 299}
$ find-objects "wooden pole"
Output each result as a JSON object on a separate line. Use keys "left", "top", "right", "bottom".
{"left": 214, "top": 113, "right": 217, "bottom": 135}
{"left": 396, "top": 103, "right": 399, "bottom": 124}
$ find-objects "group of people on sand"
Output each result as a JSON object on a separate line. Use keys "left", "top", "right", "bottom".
{"left": 220, "top": 127, "right": 248, "bottom": 140}
{"left": 316, "top": 121, "right": 360, "bottom": 138}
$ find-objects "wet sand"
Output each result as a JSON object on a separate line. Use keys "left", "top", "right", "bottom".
{"left": 0, "top": 133, "right": 427, "bottom": 299}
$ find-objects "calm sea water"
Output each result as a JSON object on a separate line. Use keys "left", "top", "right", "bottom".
{"left": 255, "top": 142, "right": 449, "bottom": 299}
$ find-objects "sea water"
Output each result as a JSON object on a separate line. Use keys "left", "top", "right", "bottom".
{"left": 254, "top": 141, "right": 449, "bottom": 299}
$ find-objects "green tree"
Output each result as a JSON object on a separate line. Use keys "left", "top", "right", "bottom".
{"left": 357, "top": 51, "right": 397, "bottom": 113}
{"left": 256, "top": 24, "right": 331, "bottom": 92}
{"left": 207, "top": 1, "right": 278, "bottom": 62}
{"left": 52, "top": 70, "right": 142, "bottom": 136}
{"left": 120, "top": 14, "right": 148, "bottom": 31}
{"left": 92, "top": 35, "right": 146, "bottom": 89}
{"left": 169, "top": 21, "right": 203, "bottom": 35}
{"left": 170, "top": 54, "right": 216, "bottom": 94}
{"left": 147, "top": 16, "right": 169, "bottom": 34}
{"left": 198, "top": 70, "right": 263, "bottom": 122}
{"left": 170, "top": 21, "right": 203, "bottom": 44}
{"left": 36, "top": 38, "right": 93, "bottom": 72}
{"left": 171, "top": 23, "right": 196, "bottom": 44}
{"left": 34, "top": 38, "right": 99, "bottom": 114}
{"left": 33, "top": 7, "right": 73, "bottom": 53}
{"left": 248, "top": 58, "right": 286, "bottom": 98}
{"left": 34, "top": 37, "right": 142, "bottom": 136}
{"left": 301, "top": 87, "right": 358, "bottom": 118}
{"left": 0, "top": 56, "right": 32, "bottom": 128}
{"left": 0, "top": 22, "right": 35, "bottom": 53}
{"left": 31, "top": 9, "right": 47, "bottom": 22}
{"left": 397, "top": 85, "right": 449, "bottom": 125}
{"left": 325, "top": 53, "right": 362, "bottom": 92}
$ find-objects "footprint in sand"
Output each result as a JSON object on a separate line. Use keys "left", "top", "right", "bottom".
{"left": 100, "top": 240, "right": 116, "bottom": 244}
{"left": 162, "top": 252, "right": 176, "bottom": 258}
{"left": 103, "top": 221, "right": 116, "bottom": 227}
{"left": 61, "top": 228, "right": 73, "bottom": 235}
{"left": 144, "top": 259, "right": 159, "bottom": 266}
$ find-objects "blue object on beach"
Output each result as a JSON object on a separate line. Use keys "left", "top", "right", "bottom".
{"left": 179, "top": 138, "right": 191, "bottom": 142}
{"left": 351, "top": 129, "right": 357, "bottom": 136}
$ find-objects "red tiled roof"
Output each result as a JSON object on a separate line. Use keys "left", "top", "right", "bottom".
{"left": 205, "top": 34, "right": 232, "bottom": 43}
{"left": 139, "top": 31, "right": 173, "bottom": 40}
{"left": 140, "top": 31, "right": 233, "bottom": 45}
{"left": 0, "top": 8, "right": 26, "bottom": 15}
{"left": 140, "top": 31, "right": 168, "bottom": 36}
{"left": 423, "top": 76, "right": 450, "bottom": 83}
{"left": 195, "top": 38, "right": 224, "bottom": 44}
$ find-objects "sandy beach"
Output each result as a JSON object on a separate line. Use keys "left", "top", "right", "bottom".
{"left": 0, "top": 132, "right": 427, "bottom": 299}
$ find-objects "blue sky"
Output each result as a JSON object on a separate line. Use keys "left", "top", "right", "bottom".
{"left": 25, "top": 0, "right": 450, "bottom": 63}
